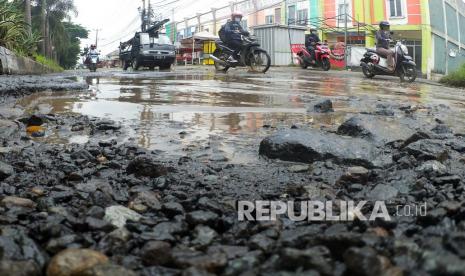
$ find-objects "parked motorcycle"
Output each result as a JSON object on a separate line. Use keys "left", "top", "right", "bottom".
{"left": 210, "top": 35, "right": 271, "bottom": 73}
{"left": 86, "top": 52, "right": 99, "bottom": 72}
{"left": 360, "top": 40, "right": 417, "bottom": 82}
{"left": 296, "top": 43, "right": 331, "bottom": 71}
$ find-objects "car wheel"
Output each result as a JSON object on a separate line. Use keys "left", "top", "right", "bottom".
{"left": 132, "top": 59, "right": 139, "bottom": 71}
{"left": 159, "top": 64, "right": 171, "bottom": 70}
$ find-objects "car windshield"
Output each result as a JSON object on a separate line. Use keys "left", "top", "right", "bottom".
{"left": 140, "top": 33, "right": 172, "bottom": 45}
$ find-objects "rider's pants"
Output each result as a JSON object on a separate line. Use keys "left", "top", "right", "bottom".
{"left": 376, "top": 47, "right": 395, "bottom": 70}
{"left": 228, "top": 40, "right": 242, "bottom": 59}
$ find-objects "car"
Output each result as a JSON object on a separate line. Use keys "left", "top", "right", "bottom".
{"left": 119, "top": 19, "right": 175, "bottom": 71}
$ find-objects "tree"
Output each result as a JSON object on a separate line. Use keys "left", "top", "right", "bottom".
{"left": 0, "top": 0, "right": 38, "bottom": 55}
{"left": 40, "top": 0, "right": 46, "bottom": 55}
{"left": 58, "top": 22, "right": 88, "bottom": 68}
{"left": 25, "top": 0, "right": 31, "bottom": 35}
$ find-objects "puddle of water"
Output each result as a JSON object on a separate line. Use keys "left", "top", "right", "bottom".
{"left": 16, "top": 70, "right": 465, "bottom": 163}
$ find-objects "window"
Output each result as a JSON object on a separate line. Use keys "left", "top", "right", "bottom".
{"left": 265, "top": 15, "right": 274, "bottom": 24}
{"left": 338, "top": 3, "right": 349, "bottom": 24}
{"left": 140, "top": 33, "right": 150, "bottom": 45}
{"left": 275, "top": 8, "right": 281, "bottom": 24}
{"left": 297, "top": 9, "right": 308, "bottom": 25}
{"left": 388, "top": 0, "right": 404, "bottom": 17}
{"left": 152, "top": 35, "right": 172, "bottom": 45}
{"left": 288, "top": 5, "right": 296, "bottom": 24}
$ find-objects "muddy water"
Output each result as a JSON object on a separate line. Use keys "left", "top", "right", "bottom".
{"left": 16, "top": 68, "right": 465, "bottom": 163}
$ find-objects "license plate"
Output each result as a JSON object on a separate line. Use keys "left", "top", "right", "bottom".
{"left": 155, "top": 56, "right": 164, "bottom": 60}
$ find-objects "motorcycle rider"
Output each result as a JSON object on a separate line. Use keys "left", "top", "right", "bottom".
{"left": 83, "top": 44, "right": 99, "bottom": 64}
{"left": 223, "top": 11, "right": 249, "bottom": 62}
{"left": 306, "top": 29, "right": 320, "bottom": 63}
{"left": 376, "top": 21, "right": 394, "bottom": 71}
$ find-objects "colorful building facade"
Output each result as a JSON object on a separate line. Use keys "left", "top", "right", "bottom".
{"left": 170, "top": 0, "right": 465, "bottom": 77}
{"left": 284, "top": 0, "right": 465, "bottom": 77}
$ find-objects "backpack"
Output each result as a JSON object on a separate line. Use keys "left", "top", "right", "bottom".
{"left": 218, "top": 24, "right": 227, "bottom": 42}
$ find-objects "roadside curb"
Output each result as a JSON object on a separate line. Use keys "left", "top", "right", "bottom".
{"left": 0, "top": 46, "right": 58, "bottom": 75}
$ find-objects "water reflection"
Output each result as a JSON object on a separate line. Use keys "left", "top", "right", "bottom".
{"left": 16, "top": 70, "right": 465, "bottom": 154}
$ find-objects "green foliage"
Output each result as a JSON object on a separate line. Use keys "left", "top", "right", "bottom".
{"left": 30, "top": 0, "right": 86, "bottom": 69}
{"left": 58, "top": 22, "right": 88, "bottom": 69}
{"left": 440, "top": 64, "right": 465, "bottom": 87}
{"left": 0, "top": 0, "right": 39, "bottom": 56}
{"left": 34, "top": 54, "right": 63, "bottom": 71}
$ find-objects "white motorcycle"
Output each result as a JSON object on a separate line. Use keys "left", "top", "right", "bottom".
{"left": 86, "top": 52, "right": 99, "bottom": 72}
{"left": 360, "top": 40, "right": 417, "bottom": 82}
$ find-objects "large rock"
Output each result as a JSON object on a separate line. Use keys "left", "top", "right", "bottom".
{"left": 46, "top": 249, "right": 109, "bottom": 276}
{"left": 368, "top": 184, "right": 399, "bottom": 201}
{"left": 126, "top": 156, "right": 168, "bottom": 178}
{"left": 0, "top": 161, "right": 14, "bottom": 180}
{"left": 404, "top": 139, "right": 449, "bottom": 161}
{"left": 1, "top": 196, "right": 35, "bottom": 208}
{"left": 313, "top": 99, "right": 334, "bottom": 113}
{"left": 337, "top": 115, "right": 416, "bottom": 144}
{"left": 259, "top": 129, "right": 389, "bottom": 168}
{"left": 104, "top": 205, "right": 142, "bottom": 228}
{"left": 0, "top": 119, "right": 19, "bottom": 140}
{"left": 140, "top": 241, "right": 172, "bottom": 266}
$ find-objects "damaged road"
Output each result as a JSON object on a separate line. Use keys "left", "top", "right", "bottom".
{"left": 1, "top": 67, "right": 465, "bottom": 275}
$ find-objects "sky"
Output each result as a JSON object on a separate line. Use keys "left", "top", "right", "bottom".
{"left": 73, "top": 0, "right": 229, "bottom": 55}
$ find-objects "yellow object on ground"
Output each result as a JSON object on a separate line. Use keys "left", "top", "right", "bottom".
{"left": 203, "top": 41, "right": 216, "bottom": 65}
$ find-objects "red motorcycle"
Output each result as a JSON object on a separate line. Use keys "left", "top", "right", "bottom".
{"left": 296, "top": 43, "right": 331, "bottom": 71}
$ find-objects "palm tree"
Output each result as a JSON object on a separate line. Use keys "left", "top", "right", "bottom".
{"left": 0, "top": 0, "right": 38, "bottom": 55}
{"left": 32, "top": 0, "right": 77, "bottom": 58}
{"left": 25, "top": 0, "right": 32, "bottom": 35}
{"left": 40, "top": 0, "right": 46, "bottom": 55}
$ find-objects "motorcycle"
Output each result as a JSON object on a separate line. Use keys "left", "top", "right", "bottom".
{"left": 210, "top": 35, "right": 271, "bottom": 73}
{"left": 296, "top": 42, "right": 331, "bottom": 71}
{"left": 360, "top": 40, "right": 417, "bottom": 82}
{"left": 86, "top": 52, "right": 99, "bottom": 72}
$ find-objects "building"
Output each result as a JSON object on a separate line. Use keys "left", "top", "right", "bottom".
{"left": 317, "top": 0, "right": 465, "bottom": 78}
{"left": 168, "top": 0, "right": 465, "bottom": 78}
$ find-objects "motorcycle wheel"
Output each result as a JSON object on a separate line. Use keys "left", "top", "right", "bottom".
{"left": 321, "top": 58, "right": 331, "bottom": 71}
{"left": 362, "top": 65, "right": 375, "bottom": 79}
{"left": 213, "top": 49, "right": 229, "bottom": 72}
{"left": 248, "top": 49, "right": 271, "bottom": 73}
{"left": 132, "top": 59, "right": 139, "bottom": 71}
{"left": 400, "top": 64, "right": 417, "bottom": 83}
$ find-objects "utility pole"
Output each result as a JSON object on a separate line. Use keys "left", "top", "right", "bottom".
{"left": 172, "top": 8, "right": 175, "bottom": 41}
{"left": 141, "top": 0, "right": 146, "bottom": 32}
{"left": 25, "top": 0, "right": 32, "bottom": 36}
{"left": 344, "top": 0, "right": 348, "bottom": 70}
{"left": 94, "top": 29, "right": 102, "bottom": 47}
{"left": 147, "top": 0, "right": 151, "bottom": 27}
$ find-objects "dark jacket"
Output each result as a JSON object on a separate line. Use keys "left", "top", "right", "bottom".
{"left": 376, "top": 30, "right": 391, "bottom": 49}
{"left": 224, "top": 20, "right": 248, "bottom": 41}
{"left": 307, "top": 33, "right": 320, "bottom": 46}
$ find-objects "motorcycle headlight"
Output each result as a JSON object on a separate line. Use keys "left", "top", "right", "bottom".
{"left": 400, "top": 45, "right": 408, "bottom": 55}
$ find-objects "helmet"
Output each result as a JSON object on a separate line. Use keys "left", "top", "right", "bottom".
{"left": 231, "top": 11, "right": 243, "bottom": 20}
{"left": 379, "top": 21, "right": 390, "bottom": 29}
{"left": 310, "top": 28, "right": 317, "bottom": 33}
